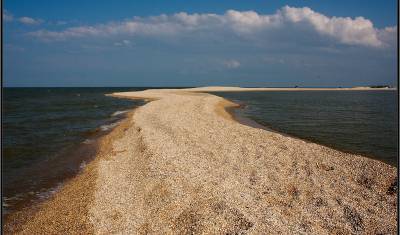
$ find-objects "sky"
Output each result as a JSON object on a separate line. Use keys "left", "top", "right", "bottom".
{"left": 3, "top": 0, "right": 398, "bottom": 87}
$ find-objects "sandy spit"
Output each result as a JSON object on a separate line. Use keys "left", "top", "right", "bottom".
{"left": 185, "top": 86, "right": 397, "bottom": 92}
{"left": 5, "top": 87, "right": 397, "bottom": 234}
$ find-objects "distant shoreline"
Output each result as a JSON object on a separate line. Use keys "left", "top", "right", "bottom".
{"left": 3, "top": 86, "right": 397, "bottom": 90}
{"left": 185, "top": 86, "right": 397, "bottom": 92}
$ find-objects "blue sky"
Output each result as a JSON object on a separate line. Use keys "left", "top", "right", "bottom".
{"left": 3, "top": 0, "right": 398, "bottom": 87}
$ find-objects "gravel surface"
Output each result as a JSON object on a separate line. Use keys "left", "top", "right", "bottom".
{"left": 95, "top": 89, "right": 397, "bottom": 234}
{"left": 6, "top": 88, "right": 397, "bottom": 234}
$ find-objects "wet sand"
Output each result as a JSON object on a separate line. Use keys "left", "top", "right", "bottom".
{"left": 5, "top": 87, "right": 397, "bottom": 234}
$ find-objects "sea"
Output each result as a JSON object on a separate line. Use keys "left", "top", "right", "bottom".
{"left": 3, "top": 88, "right": 398, "bottom": 216}
{"left": 212, "top": 90, "right": 398, "bottom": 166}
{"left": 2, "top": 87, "right": 149, "bottom": 215}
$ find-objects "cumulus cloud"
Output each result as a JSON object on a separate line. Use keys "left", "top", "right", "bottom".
{"left": 377, "top": 26, "right": 397, "bottom": 47}
{"left": 19, "top": 17, "right": 42, "bottom": 25}
{"left": 223, "top": 60, "right": 241, "bottom": 69}
{"left": 3, "top": 10, "right": 13, "bottom": 22}
{"left": 280, "top": 6, "right": 382, "bottom": 47}
{"left": 28, "top": 6, "right": 395, "bottom": 48}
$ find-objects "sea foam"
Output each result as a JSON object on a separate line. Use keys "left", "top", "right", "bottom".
{"left": 100, "top": 122, "right": 120, "bottom": 131}
{"left": 111, "top": 110, "right": 129, "bottom": 117}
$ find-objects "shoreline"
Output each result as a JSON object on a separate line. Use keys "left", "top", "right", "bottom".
{"left": 2, "top": 106, "right": 140, "bottom": 234}
{"left": 2, "top": 89, "right": 146, "bottom": 218}
{"left": 5, "top": 87, "right": 397, "bottom": 234}
{"left": 3, "top": 110, "right": 138, "bottom": 234}
{"left": 225, "top": 102, "right": 397, "bottom": 167}
{"left": 3, "top": 130, "right": 100, "bottom": 217}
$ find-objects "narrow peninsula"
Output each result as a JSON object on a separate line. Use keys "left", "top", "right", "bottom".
{"left": 5, "top": 87, "right": 397, "bottom": 234}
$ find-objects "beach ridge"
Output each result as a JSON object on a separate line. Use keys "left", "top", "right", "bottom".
{"left": 6, "top": 87, "right": 397, "bottom": 234}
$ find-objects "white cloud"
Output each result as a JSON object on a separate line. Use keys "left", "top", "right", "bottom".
{"left": 114, "top": 39, "right": 132, "bottom": 47}
{"left": 3, "top": 10, "right": 13, "bottom": 22}
{"left": 28, "top": 6, "right": 395, "bottom": 48}
{"left": 3, "top": 10, "right": 43, "bottom": 25}
{"left": 377, "top": 26, "right": 397, "bottom": 46}
{"left": 223, "top": 60, "right": 241, "bottom": 69}
{"left": 280, "top": 6, "right": 382, "bottom": 47}
{"left": 19, "top": 17, "right": 42, "bottom": 25}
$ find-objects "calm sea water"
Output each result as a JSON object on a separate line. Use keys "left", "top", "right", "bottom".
{"left": 212, "top": 91, "right": 398, "bottom": 166}
{"left": 3, "top": 87, "right": 149, "bottom": 214}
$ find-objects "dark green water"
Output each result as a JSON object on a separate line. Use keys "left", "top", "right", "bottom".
{"left": 212, "top": 91, "right": 398, "bottom": 166}
{"left": 3, "top": 87, "right": 149, "bottom": 214}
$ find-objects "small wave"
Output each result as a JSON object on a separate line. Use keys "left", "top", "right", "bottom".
{"left": 100, "top": 122, "right": 120, "bottom": 131}
{"left": 37, "top": 183, "right": 63, "bottom": 200}
{"left": 80, "top": 161, "right": 87, "bottom": 170}
{"left": 2, "top": 201, "right": 10, "bottom": 214}
{"left": 5, "top": 194, "right": 23, "bottom": 201}
{"left": 2, "top": 197, "right": 12, "bottom": 207}
{"left": 83, "top": 139, "right": 94, "bottom": 144}
{"left": 3, "top": 184, "right": 62, "bottom": 214}
{"left": 111, "top": 110, "right": 129, "bottom": 117}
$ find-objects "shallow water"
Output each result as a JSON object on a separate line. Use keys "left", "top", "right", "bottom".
{"left": 212, "top": 91, "right": 398, "bottom": 166}
{"left": 3, "top": 87, "right": 149, "bottom": 214}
